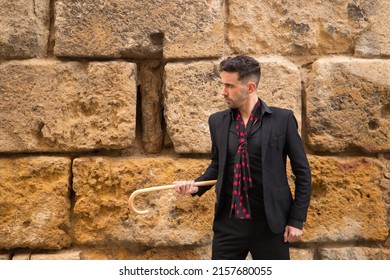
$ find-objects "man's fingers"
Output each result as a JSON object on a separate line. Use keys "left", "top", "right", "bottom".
{"left": 174, "top": 181, "right": 186, "bottom": 195}
{"left": 284, "top": 226, "right": 303, "bottom": 243}
{"left": 174, "top": 181, "right": 195, "bottom": 195}
{"left": 283, "top": 228, "right": 288, "bottom": 243}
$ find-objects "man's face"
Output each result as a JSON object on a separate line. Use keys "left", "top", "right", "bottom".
{"left": 220, "top": 71, "right": 249, "bottom": 109}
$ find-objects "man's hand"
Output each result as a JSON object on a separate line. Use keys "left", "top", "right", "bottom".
{"left": 283, "top": 225, "right": 303, "bottom": 243}
{"left": 174, "top": 180, "right": 199, "bottom": 195}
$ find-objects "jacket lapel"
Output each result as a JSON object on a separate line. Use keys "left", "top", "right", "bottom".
{"left": 219, "top": 111, "right": 231, "bottom": 170}
{"left": 261, "top": 101, "right": 273, "bottom": 165}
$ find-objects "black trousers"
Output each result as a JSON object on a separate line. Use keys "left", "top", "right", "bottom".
{"left": 211, "top": 209, "right": 290, "bottom": 260}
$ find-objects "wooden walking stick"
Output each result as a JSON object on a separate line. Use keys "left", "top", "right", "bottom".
{"left": 129, "top": 180, "right": 217, "bottom": 215}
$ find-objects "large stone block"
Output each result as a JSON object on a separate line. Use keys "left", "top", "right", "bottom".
{"left": 306, "top": 57, "right": 390, "bottom": 153}
{"left": 0, "top": 252, "right": 11, "bottom": 260}
{"left": 0, "top": 0, "right": 50, "bottom": 58}
{"left": 164, "top": 57, "right": 302, "bottom": 153}
{"left": 72, "top": 157, "right": 215, "bottom": 247}
{"left": 139, "top": 61, "right": 164, "bottom": 153}
{"left": 164, "top": 60, "right": 223, "bottom": 154}
{"left": 80, "top": 245, "right": 211, "bottom": 260}
{"left": 0, "top": 157, "right": 71, "bottom": 250}
{"left": 381, "top": 158, "right": 390, "bottom": 228}
{"left": 227, "top": 0, "right": 377, "bottom": 55}
{"left": 257, "top": 56, "right": 302, "bottom": 129}
{"left": 355, "top": 1, "right": 390, "bottom": 57}
{"left": 135, "top": 246, "right": 211, "bottom": 260}
{"left": 54, "top": 0, "right": 223, "bottom": 60}
{"left": 12, "top": 252, "right": 31, "bottom": 260}
{"left": 290, "top": 248, "right": 315, "bottom": 260}
{"left": 0, "top": 59, "right": 137, "bottom": 153}
{"left": 319, "top": 247, "right": 390, "bottom": 260}
{"left": 303, "top": 156, "right": 388, "bottom": 242}
{"left": 31, "top": 250, "right": 81, "bottom": 260}
{"left": 77, "top": 245, "right": 314, "bottom": 260}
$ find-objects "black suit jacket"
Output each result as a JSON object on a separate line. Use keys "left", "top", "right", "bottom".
{"left": 195, "top": 100, "right": 311, "bottom": 234}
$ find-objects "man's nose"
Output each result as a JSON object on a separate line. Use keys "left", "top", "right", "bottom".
{"left": 221, "top": 86, "right": 228, "bottom": 96}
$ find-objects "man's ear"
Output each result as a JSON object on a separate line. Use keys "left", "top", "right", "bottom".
{"left": 247, "top": 81, "right": 257, "bottom": 93}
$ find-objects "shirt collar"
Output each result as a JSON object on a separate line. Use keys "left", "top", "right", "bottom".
{"left": 229, "top": 98, "right": 271, "bottom": 119}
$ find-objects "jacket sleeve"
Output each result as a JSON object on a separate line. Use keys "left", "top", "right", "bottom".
{"left": 192, "top": 115, "right": 219, "bottom": 197}
{"left": 285, "top": 111, "right": 312, "bottom": 227}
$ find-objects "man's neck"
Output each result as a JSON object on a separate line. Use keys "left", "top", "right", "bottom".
{"left": 238, "top": 97, "right": 259, "bottom": 125}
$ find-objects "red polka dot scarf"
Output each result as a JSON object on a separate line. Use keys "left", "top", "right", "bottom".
{"left": 230, "top": 100, "right": 262, "bottom": 219}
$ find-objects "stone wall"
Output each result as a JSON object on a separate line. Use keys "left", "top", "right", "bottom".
{"left": 0, "top": 0, "right": 389, "bottom": 260}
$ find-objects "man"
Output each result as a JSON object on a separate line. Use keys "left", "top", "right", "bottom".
{"left": 174, "top": 55, "right": 311, "bottom": 260}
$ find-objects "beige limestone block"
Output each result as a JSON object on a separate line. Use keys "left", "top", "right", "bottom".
{"left": 78, "top": 246, "right": 141, "bottom": 260}
{"left": 0, "top": 0, "right": 50, "bottom": 58}
{"left": 303, "top": 156, "right": 388, "bottom": 243}
{"left": 0, "top": 59, "right": 137, "bottom": 153}
{"left": 227, "top": 0, "right": 372, "bottom": 55}
{"left": 381, "top": 157, "right": 390, "bottom": 227}
{"left": 80, "top": 245, "right": 211, "bottom": 260}
{"left": 0, "top": 252, "right": 12, "bottom": 260}
{"left": 290, "top": 248, "right": 315, "bottom": 260}
{"left": 257, "top": 56, "right": 302, "bottom": 129}
{"left": 306, "top": 57, "right": 390, "bottom": 153}
{"left": 0, "top": 157, "right": 71, "bottom": 250}
{"left": 164, "top": 60, "right": 224, "bottom": 154}
{"left": 139, "top": 61, "right": 164, "bottom": 153}
{"left": 355, "top": 1, "right": 390, "bottom": 57}
{"left": 31, "top": 250, "right": 81, "bottom": 260}
{"left": 164, "top": 57, "right": 302, "bottom": 153}
{"left": 12, "top": 252, "right": 31, "bottom": 260}
{"left": 135, "top": 245, "right": 211, "bottom": 260}
{"left": 54, "top": 0, "right": 223, "bottom": 60}
{"left": 319, "top": 247, "right": 390, "bottom": 260}
{"left": 72, "top": 157, "right": 215, "bottom": 247}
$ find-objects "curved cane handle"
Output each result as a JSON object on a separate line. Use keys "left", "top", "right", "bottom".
{"left": 129, "top": 180, "right": 217, "bottom": 215}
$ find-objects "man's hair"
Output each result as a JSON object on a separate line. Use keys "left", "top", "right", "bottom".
{"left": 219, "top": 55, "right": 261, "bottom": 86}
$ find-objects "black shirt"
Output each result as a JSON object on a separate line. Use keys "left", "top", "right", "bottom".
{"left": 222, "top": 108, "right": 266, "bottom": 219}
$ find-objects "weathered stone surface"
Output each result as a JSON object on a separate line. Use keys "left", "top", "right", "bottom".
{"left": 355, "top": 1, "right": 390, "bottom": 57}
{"left": 12, "top": 252, "right": 31, "bottom": 260}
{"left": 290, "top": 248, "right": 315, "bottom": 260}
{"left": 227, "top": 0, "right": 375, "bottom": 55}
{"left": 107, "top": 247, "right": 209, "bottom": 260}
{"left": 164, "top": 60, "right": 223, "bottom": 154}
{"left": 80, "top": 246, "right": 313, "bottom": 260}
{"left": 303, "top": 156, "right": 388, "bottom": 242}
{"left": 0, "top": 157, "right": 71, "bottom": 250}
{"left": 306, "top": 57, "right": 390, "bottom": 153}
{"left": 257, "top": 56, "right": 302, "bottom": 129}
{"left": 319, "top": 247, "right": 390, "bottom": 260}
{"left": 79, "top": 245, "right": 211, "bottom": 260}
{"left": 0, "top": 252, "right": 12, "bottom": 260}
{"left": 139, "top": 61, "right": 164, "bottom": 153}
{"left": 31, "top": 250, "right": 81, "bottom": 260}
{"left": 164, "top": 57, "right": 302, "bottom": 153}
{"left": 0, "top": 59, "right": 137, "bottom": 153}
{"left": 78, "top": 246, "right": 143, "bottom": 260}
{"left": 136, "top": 246, "right": 211, "bottom": 260}
{"left": 72, "top": 157, "right": 215, "bottom": 247}
{"left": 79, "top": 246, "right": 315, "bottom": 260}
{"left": 380, "top": 158, "right": 390, "bottom": 228}
{"left": 54, "top": 0, "right": 223, "bottom": 59}
{"left": 0, "top": 0, "right": 50, "bottom": 58}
